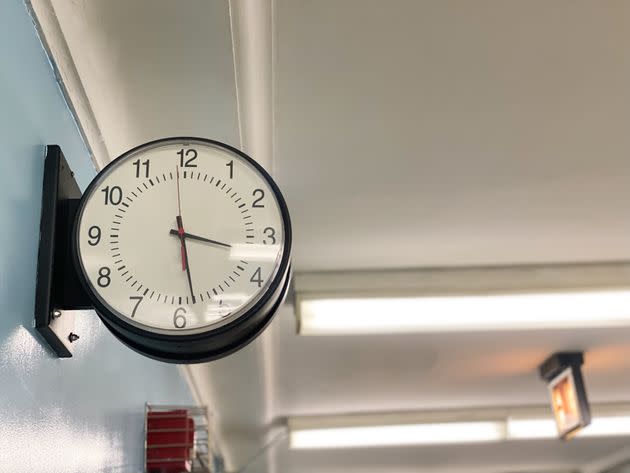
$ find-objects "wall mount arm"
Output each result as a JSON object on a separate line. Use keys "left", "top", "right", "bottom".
{"left": 34, "top": 145, "right": 92, "bottom": 358}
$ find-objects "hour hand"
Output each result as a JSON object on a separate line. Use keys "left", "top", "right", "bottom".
{"left": 169, "top": 229, "right": 232, "bottom": 249}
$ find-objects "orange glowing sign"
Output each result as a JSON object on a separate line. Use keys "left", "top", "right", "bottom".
{"left": 548, "top": 366, "right": 590, "bottom": 439}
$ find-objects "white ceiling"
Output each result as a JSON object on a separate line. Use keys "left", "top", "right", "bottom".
{"left": 30, "top": 1, "right": 630, "bottom": 473}
{"left": 275, "top": 0, "right": 630, "bottom": 271}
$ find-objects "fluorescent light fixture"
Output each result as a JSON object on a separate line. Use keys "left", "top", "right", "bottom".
{"left": 581, "top": 416, "right": 630, "bottom": 437}
{"left": 507, "top": 416, "right": 630, "bottom": 440}
{"left": 507, "top": 418, "right": 558, "bottom": 439}
{"left": 289, "top": 409, "right": 630, "bottom": 449}
{"left": 290, "top": 421, "right": 505, "bottom": 449}
{"left": 298, "top": 290, "right": 630, "bottom": 335}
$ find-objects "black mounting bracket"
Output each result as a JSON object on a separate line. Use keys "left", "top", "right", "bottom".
{"left": 539, "top": 351, "right": 584, "bottom": 382}
{"left": 34, "top": 145, "right": 92, "bottom": 358}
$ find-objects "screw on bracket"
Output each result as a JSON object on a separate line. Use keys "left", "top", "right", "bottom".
{"left": 51, "top": 310, "right": 61, "bottom": 319}
{"left": 68, "top": 333, "right": 80, "bottom": 343}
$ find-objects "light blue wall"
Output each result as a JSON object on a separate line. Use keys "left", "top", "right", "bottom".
{"left": 0, "top": 2, "right": 193, "bottom": 471}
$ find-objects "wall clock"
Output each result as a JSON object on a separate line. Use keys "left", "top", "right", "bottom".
{"left": 35, "top": 138, "right": 292, "bottom": 363}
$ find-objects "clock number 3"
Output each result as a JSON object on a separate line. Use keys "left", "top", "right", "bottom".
{"left": 263, "top": 227, "right": 276, "bottom": 244}
{"left": 173, "top": 307, "right": 187, "bottom": 328}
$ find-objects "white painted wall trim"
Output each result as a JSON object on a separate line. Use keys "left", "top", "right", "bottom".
{"left": 25, "top": 0, "right": 111, "bottom": 169}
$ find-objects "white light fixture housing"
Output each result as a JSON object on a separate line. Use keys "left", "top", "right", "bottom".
{"left": 289, "top": 404, "right": 630, "bottom": 449}
{"left": 294, "top": 264, "right": 630, "bottom": 335}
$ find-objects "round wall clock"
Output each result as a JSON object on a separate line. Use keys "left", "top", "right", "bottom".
{"left": 71, "top": 137, "right": 291, "bottom": 363}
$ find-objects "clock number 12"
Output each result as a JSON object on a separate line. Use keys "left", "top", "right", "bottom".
{"left": 177, "top": 149, "right": 197, "bottom": 167}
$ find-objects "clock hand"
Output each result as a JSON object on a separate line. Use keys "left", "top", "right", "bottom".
{"left": 175, "top": 166, "right": 196, "bottom": 303}
{"left": 176, "top": 216, "right": 187, "bottom": 271}
{"left": 169, "top": 229, "right": 232, "bottom": 249}
{"left": 175, "top": 166, "right": 187, "bottom": 271}
{"left": 181, "top": 234, "right": 196, "bottom": 304}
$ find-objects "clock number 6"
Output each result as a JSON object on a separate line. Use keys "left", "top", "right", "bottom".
{"left": 173, "top": 307, "right": 187, "bottom": 328}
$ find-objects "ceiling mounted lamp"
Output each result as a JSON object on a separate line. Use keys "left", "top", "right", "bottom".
{"left": 294, "top": 264, "right": 630, "bottom": 335}
{"left": 289, "top": 404, "right": 630, "bottom": 449}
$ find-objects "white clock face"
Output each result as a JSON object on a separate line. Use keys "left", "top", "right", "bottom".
{"left": 75, "top": 139, "right": 287, "bottom": 335}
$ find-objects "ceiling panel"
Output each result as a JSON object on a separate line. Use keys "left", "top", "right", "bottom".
{"left": 271, "top": 305, "right": 630, "bottom": 417}
{"left": 276, "top": 437, "right": 627, "bottom": 473}
{"left": 275, "top": 0, "right": 630, "bottom": 271}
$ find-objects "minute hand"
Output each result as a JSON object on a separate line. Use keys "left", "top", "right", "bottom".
{"left": 169, "top": 229, "right": 232, "bottom": 249}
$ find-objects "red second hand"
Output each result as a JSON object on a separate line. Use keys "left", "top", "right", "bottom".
{"left": 176, "top": 167, "right": 186, "bottom": 271}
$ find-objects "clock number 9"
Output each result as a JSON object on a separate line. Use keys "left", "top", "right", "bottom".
{"left": 263, "top": 227, "right": 276, "bottom": 244}
{"left": 177, "top": 149, "right": 197, "bottom": 167}
{"left": 88, "top": 226, "right": 101, "bottom": 246}
{"left": 173, "top": 307, "right": 187, "bottom": 328}
{"left": 97, "top": 267, "right": 111, "bottom": 287}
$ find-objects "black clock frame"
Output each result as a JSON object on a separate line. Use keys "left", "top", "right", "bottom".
{"left": 35, "top": 139, "right": 292, "bottom": 363}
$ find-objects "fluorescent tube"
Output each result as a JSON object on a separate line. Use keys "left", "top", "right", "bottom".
{"left": 504, "top": 416, "right": 630, "bottom": 441}
{"left": 506, "top": 418, "right": 557, "bottom": 439}
{"left": 290, "top": 421, "right": 505, "bottom": 449}
{"left": 577, "top": 416, "right": 630, "bottom": 437}
{"left": 289, "top": 413, "right": 630, "bottom": 449}
{"left": 298, "top": 290, "right": 630, "bottom": 335}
